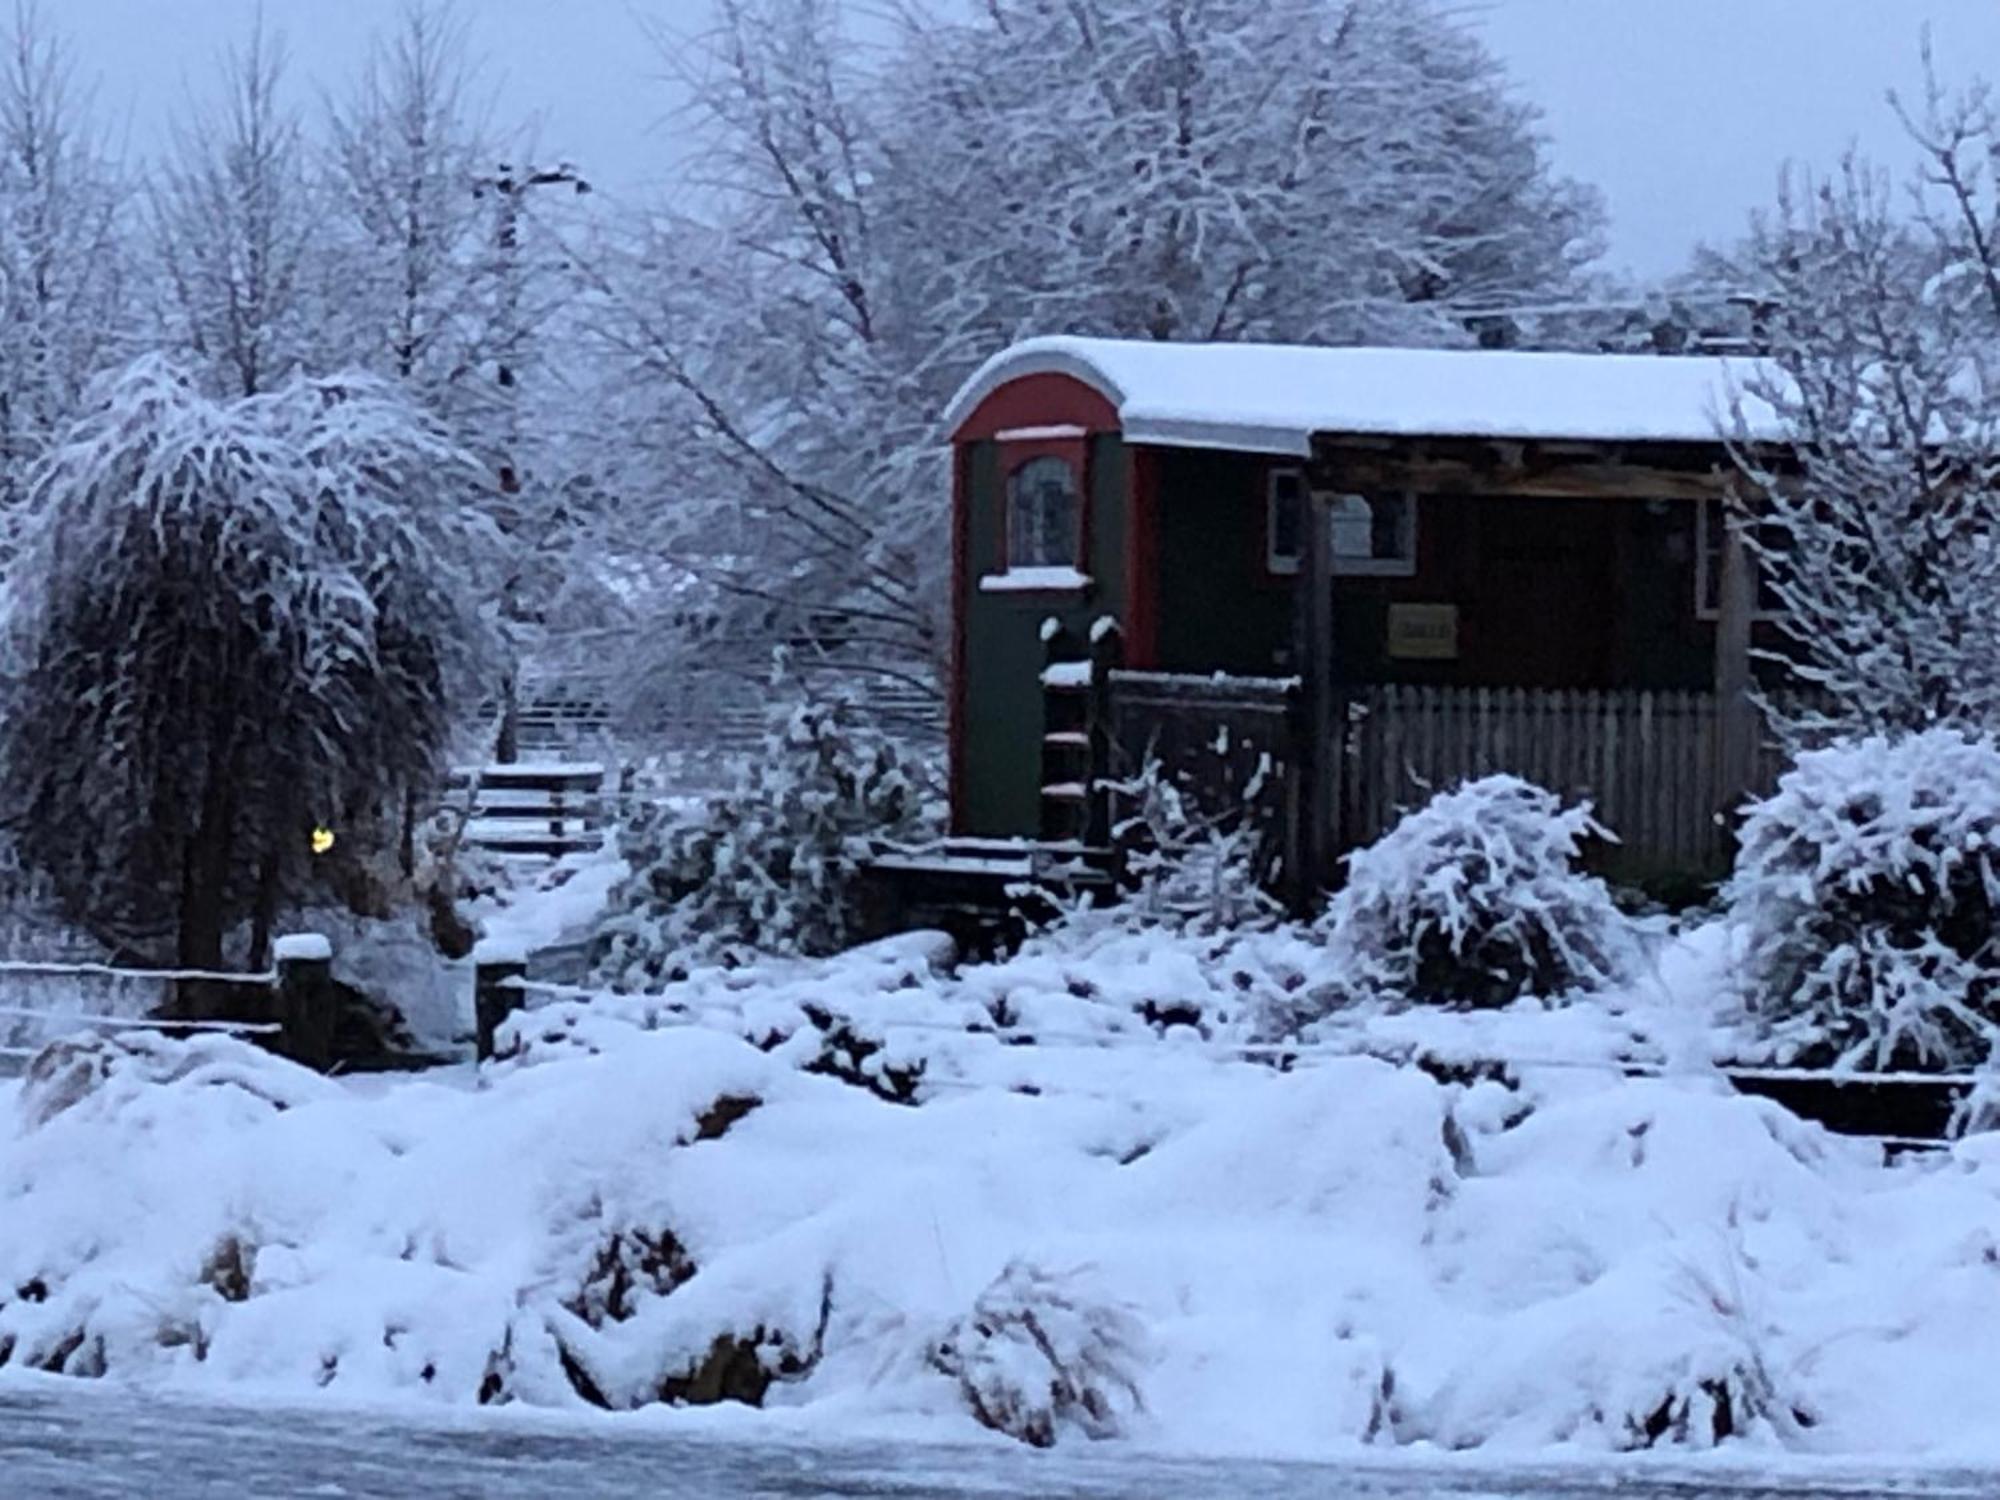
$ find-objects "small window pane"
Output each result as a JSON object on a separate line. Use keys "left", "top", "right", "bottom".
{"left": 1329, "top": 493, "right": 1375, "bottom": 559}
{"left": 1371, "top": 493, "right": 1408, "bottom": 560}
{"left": 1325, "top": 490, "right": 1416, "bottom": 576}
{"left": 1268, "top": 471, "right": 1303, "bottom": 572}
{"left": 1007, "top": 456, "right": 1079, "bottom": 568}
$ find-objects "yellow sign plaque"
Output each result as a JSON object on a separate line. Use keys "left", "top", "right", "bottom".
{"left": 1386, "top": 603, "right": 1459, "bottom": 660}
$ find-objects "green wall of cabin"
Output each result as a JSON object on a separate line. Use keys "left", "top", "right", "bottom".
{"left": 1151, "top": 447, "right": 1722, "bottom": 689}
{"left": 959, "top": 435, "right": 1130, "bottom": 838}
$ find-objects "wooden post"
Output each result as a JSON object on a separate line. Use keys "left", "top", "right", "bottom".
{"left": 1293, "top": 488, "right": 1336, "bottom": 902}
{"left": 1085, "top": 618, "right": 1123, "bottom": 851}
{"left": 474, "top": 940, "right": 530, "bottom": 1062}
{"left": 1713, "top": 496, "right": 1759, "bottom": 855}
{"left": 272, "top": 933, "right": 336, "bottom": 1073}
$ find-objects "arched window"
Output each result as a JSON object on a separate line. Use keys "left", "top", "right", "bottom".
{"left": 1006, "top": 455, "right": 1081, "bottom": 569}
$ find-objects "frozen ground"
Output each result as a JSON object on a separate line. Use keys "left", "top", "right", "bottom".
{"left": 4, "top": 1381, "right": 1997, "bottom": 1500}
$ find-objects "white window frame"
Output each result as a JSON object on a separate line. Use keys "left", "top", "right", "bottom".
{"left": 1323, "top": 488, "right": 1418, "bottom": 578}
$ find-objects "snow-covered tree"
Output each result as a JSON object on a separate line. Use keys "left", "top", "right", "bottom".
{"left": 879, "top": 0, "right": 1602, "bottom": 349}
{"left": 1734, "top": 56, "right": 2000, "bottom": 738}
{"left": 605, "top": 0, "right": 1604, "bottom": 691}
{"left": 0, "top": 0, "right": 131, "bottom": 512}
{"left": 589, "top": 679, "right": 936, "bottom": 983}
{"left": 0, "top": 356, "right": 493, "bottom": 971}
{"left": 325, "top": 4, "right": 586, "bottom": 748}
{"left": 323, "top": 1, "right": 493, "bottom": 412}
{"left": 150, "top": 17, "right": 322, "bottom": 397}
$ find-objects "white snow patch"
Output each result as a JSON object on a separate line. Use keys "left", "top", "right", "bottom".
{"left": 945, "top": 337, "right": 1785, "bottom": 456}
{"left": 272, "top": 934, "right": 333, "bottom": 964}
{"left": 980, "top": 567, "right": 1092, "bottom": 594}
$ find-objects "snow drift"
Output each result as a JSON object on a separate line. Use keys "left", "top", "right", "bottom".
{"left": 3, "top": 924, "right": 1999, "bottom": 1464}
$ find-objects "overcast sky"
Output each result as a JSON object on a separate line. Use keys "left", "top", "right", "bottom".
{"left": 54, "top": 0, "right": 2000, "bottom": 277}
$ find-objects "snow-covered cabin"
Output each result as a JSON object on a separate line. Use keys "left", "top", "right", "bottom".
{"left": 943, "top": 336, "right": 1786, "bottom": 888}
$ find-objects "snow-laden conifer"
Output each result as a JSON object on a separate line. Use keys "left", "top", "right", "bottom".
{"left": 590, "top": 684, "right": 935, "bottom": 985}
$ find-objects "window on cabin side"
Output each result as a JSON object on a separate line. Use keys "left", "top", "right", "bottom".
{"left": 1328, "top": 490, "right": 1416, "bottom": 577}
{"left": 1006, "top": 455, "right": 1081, "bottom": 569}
{"left": 1267, "top": 470, "right": 1305, "bottom": 574}
{"left": 1694, "top": 498, "right": 1783, "bottom": 618}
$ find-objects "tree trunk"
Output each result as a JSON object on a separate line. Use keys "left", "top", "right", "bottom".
{"left": 496, "top": 670, "right": 520, "bottom": 764}
{"left": 399, "top": 784, "right": 418, "bottom": 878}
{"left": 247, "top": 847, "right": 281, "bottom": 974}
{"left": 175, "top": 755, "right": 240, "bottom": 981}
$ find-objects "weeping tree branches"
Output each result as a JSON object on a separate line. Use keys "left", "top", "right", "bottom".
{"left": 0, "top": 357, "right": 495, "bottom": 968}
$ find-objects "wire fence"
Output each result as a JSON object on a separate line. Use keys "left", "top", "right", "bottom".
{"left": 0, "top": 960, "right": 280, "bottom": 1069}
{"left": 491, "top": 968, "right": 1985, "bottom": 1143}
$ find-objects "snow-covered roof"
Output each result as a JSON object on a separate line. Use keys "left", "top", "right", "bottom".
{"left": 945, "top": 336, "right": 1784, "bottom": 457}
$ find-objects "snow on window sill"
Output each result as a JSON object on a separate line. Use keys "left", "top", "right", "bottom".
{"left": 979, "top": 567, "right": 1092, "bottom": 594}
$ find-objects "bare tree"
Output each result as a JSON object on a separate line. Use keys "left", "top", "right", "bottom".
{"left": 1736, "top": 48, "right": 2000, "bottom": 737}
{"left": 0, "top": 0, "right": 130, "bottom": 507}
{"left": 599, "top": 0, "right": 1606, "bottom": 698}
{"left": 150, "top": 14, "right": 320, "bottom": 397}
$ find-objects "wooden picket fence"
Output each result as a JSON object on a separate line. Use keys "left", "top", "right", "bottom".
{"left": 1339, "top": 685, "right": 1789, "bottom": 871}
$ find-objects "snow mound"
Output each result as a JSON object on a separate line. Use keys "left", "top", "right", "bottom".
{"left": 3, "top": 923, "right": 2000, "bottom": 1465}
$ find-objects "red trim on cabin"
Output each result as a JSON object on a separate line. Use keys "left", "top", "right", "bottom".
{"left": 952, "top": 372, "right": 1119, "bottom": 443}
{"left": 1126, "top": 446, "right": 1160, "bottom": 668}
{"left": 948, "top": 443, "right": 970, "bottom": 834}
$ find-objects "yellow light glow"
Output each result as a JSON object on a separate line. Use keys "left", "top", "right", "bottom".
{"left": 310, "top": 827, "right": 336, "bottom": 856}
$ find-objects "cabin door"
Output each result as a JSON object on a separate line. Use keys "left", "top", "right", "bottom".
{"left": 1467, "top": 496, "right": 1616, "bottom": 686}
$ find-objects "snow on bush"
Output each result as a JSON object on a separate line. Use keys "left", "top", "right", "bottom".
{"left": 1315, "top": 776, "right": 1638, "bottom": 1013}
{"left": 928, "top": 1261, "right": 1149, "bottom": 1447}
{"left": 1109, "top": 754, "right": 1284, "bottom": 936}
{"left": 18, "top": 1030, "right": 337, "bottom": 1130}
{"left": 588, "top": 691, "right": 935, "bottom": 985}
{"left": 1725, "top": 729, "right": 2000, "bottom": 1071}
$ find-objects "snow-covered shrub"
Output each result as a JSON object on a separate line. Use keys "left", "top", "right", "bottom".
{"left": 928, "top": 1262, "right": 1148, "bottom": 1448}
{"left": 1317, "top": 776, "right": 1635, "bottom": 1011}
{"left": 589, "top": 692, "right": 936, "bottom": 984}
{"left": 17, "top": 1031, "right": 331, "bottom": 1131}
{"left": 1109, "top": 754, "right": 1284, "bottom": 935}
{"left": 1726, "top": 730, "right": 2000, "bottom": 1071}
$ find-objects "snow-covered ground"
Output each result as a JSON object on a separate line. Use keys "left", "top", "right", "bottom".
{"left": 2, "top": 906, "right": 1999, "bottom": 1468}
